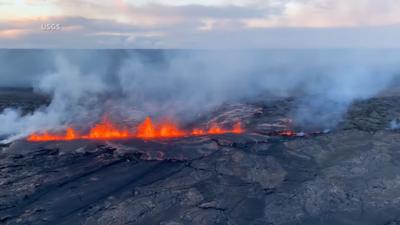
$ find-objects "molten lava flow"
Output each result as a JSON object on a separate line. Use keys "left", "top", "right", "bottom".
{"left": 136, "top": 117, "right": 187, "bottom": 138}
{"left": 158, "top": 121, "right": 186, "bottom": 138}
{"left": 27, "top": 128, "right": 77, "bottom": 142}
{"left": 86, "top": 117, "right": 130, "bottom": 139}
{"left": 27, "top": 117, "right": 244, "bottom": 142}
{"left": 27, "top": 132, "right": 62, "bottom": 142}
{"left": 191, "top": 129, "right": 205, "bottom": 135}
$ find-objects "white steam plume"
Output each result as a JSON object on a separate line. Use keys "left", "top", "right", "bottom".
{"left": 0, "top": 56, "right": 107, "bottom": 142}
{"left": 0, "top": 50, "right": 400, "bottom": 141}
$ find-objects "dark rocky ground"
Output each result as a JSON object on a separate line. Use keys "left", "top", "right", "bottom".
{"left": 2, "top": 89, "right": 400, "bottom": 225}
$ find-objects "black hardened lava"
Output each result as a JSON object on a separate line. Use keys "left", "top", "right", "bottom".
{"left": 2, "top": 90, "right": 400, "bottom": 225}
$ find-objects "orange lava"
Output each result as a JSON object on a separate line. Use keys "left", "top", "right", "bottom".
{"left": 136, "top": 117, "right": 186, "bottom": 138}
{"left": 27, "top": 117, "right": 244, "bottom": 142}
{"left": 86, "top": 117, "right": 130, "bottom": 139}
{"left": 278, "top": 130, "right": 297, "bottom": 137}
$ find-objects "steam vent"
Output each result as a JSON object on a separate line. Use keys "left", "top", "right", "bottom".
{"left": 2, "top": 50, "right": 400, "bottom": 225}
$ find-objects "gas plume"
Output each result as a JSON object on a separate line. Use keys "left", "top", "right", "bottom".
{"left": 0, "top": 49, "right": 399, "bottom": 142}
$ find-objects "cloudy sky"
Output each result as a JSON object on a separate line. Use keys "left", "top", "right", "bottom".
{"left": 1, "top": 0, "right": 400, "bottom": 48}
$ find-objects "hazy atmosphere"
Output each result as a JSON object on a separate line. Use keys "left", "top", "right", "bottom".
{"left": 1, "top": 0, "right": 400, "bottom": 48}
{"left": 3, "top": 2, "right": 400, "bottom": 225}
{"left": 1, "top": 49, "right": 400, "bottom": 141}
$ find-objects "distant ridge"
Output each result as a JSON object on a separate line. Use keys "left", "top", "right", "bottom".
{"left": 0, "top": 87, "right": 34, "bottom": 92}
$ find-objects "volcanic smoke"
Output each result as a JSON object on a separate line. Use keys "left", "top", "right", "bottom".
{"left": 27, "top": 116, "right": 243, "bottom": 142}
{"left": 1, "top": 50, "right": 400, "bottom": 144}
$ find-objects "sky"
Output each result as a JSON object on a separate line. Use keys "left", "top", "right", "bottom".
{"left": 0, "top": 0, "right": 400, "bottom": 48}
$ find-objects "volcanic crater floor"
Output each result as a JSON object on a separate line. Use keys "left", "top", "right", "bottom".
{"left": 2, "top": 93, "right": 400, "bottom": 225}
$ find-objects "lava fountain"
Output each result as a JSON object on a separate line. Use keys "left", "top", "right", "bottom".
{"left": 27, "top": 117, "right": 243, "bottom": 142}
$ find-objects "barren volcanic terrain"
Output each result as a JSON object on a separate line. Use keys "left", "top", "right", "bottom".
{"left": 2, "top": 88, "right": 400, "bottom": 225}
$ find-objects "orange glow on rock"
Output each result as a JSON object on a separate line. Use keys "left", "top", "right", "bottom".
{"left": 191, "top": 129, "right": 205, "bottom": 136}
{"left": 207, "top": 123, "right": 227, "bottom": 134}
{"left": 232, "top": 122, "right": 243, "bottom": 134}
{"left": 26, "top": 116, "right": 244, "bottom": 142}
{"left": 278, "top": 130, "right": 297, "bottom": 137}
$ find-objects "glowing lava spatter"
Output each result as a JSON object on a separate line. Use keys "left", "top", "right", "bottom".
{"left": 27, "top": 117, "right": 244, "bottom": 142}
{"left": 136, "top": 117, "right": 186, "bottom": 138}
{"left": 136, "top": 117, "right": 157, "bottom": 138}
{"left": 87, "top": 117, "right": 130, "bottom": 139}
